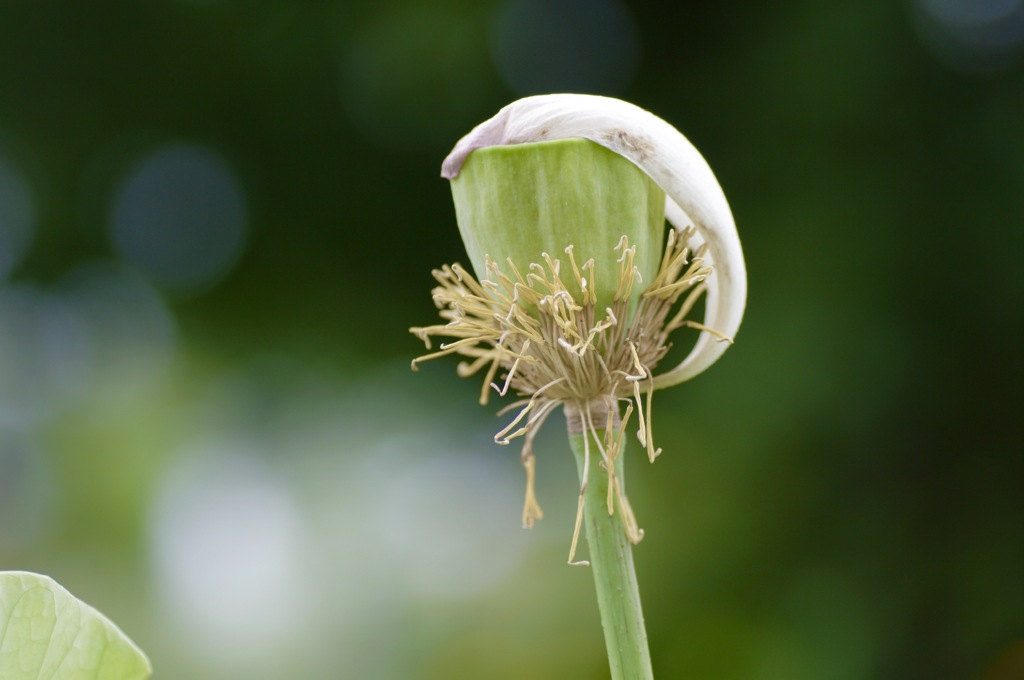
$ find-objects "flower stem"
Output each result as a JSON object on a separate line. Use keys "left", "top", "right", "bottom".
{"left": 569, "top": 428, "right": 654, "bottom": 680}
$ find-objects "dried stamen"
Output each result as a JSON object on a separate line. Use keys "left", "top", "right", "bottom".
{"left": 409, "top": 227, "right": 730, "bottom": 553}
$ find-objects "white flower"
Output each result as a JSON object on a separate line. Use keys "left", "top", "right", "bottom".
{"left": 442, "top": 93, "right": 747, "bottom": 388}
{"left": 413, "top": 95, "right": 747, "bottom": 550}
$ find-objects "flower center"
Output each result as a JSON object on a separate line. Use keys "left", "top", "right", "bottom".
{"left": 412, "top": 225, "right": 713, "bottom": 406}
{"left": 410, "top": 226, "right": 729, "bottom": 554}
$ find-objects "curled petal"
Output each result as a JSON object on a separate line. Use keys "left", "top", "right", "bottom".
{"left": 442, "top": 94, "right": 747, "bottom": 387}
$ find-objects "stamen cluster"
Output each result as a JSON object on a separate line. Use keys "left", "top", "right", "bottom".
{"left": 411, "top": 226, "right": 725, "bottom": 559}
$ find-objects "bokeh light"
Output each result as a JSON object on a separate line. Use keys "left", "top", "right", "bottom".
{"left": 490, "top": 0, "right": 641, "bottom": 95}
{"left": 0, "top": 286, "right": 85, "bottom": 427}
{"left": 150, "top": 447, "right": 310, "bottom": 676}
{"left": 0, "top": 262, "right": 176, "bottom": 436}
{"left": 139, "top": 358, "right": 538, "bottom": 678}
{"left": 0, "top": 154, "right": 35, "bottom": 280}
{"left": 366, "top": 443, "right": 528, "bottom": 598}
{"left": 56, "top": 262, "right": 176, "bottom": 406}
{"left": 913, "top": 0, "right": 1024, "bottom": 73}
{"left": 109, "top": 143, "right": 247, "bottom": 294}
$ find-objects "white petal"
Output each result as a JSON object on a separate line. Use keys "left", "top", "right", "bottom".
{"left": 442, "top": 94, "right": 747, "bottom": 387}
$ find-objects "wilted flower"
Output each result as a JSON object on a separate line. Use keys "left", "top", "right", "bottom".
{"left": 411, "top": 94, "right": 746, "bottom": 561}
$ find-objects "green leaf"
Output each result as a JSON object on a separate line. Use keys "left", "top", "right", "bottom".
{"left": 0, "top": 571, "right": 151, "bottom": 680}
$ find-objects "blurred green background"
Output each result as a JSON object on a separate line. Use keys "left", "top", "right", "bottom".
{"left": 1, "top": 0, "right": 1022, "bottom": 678}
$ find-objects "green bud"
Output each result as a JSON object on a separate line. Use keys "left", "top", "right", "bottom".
{"left": 449, "top": 138, "right": 666, "bottom": 312}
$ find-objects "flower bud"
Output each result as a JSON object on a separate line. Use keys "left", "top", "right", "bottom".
{"left": 442, "top": 93, "right": 746, "bottom": 387}
{"left": 412, "top": 94, "right": 747, "bottom": 545}
{"left": 449, "top": 137, "right": 665, "bottom": 313}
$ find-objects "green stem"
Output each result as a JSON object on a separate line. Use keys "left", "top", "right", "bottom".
{"left": 569, "top": 427, "right": 654, "bottom": 680}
